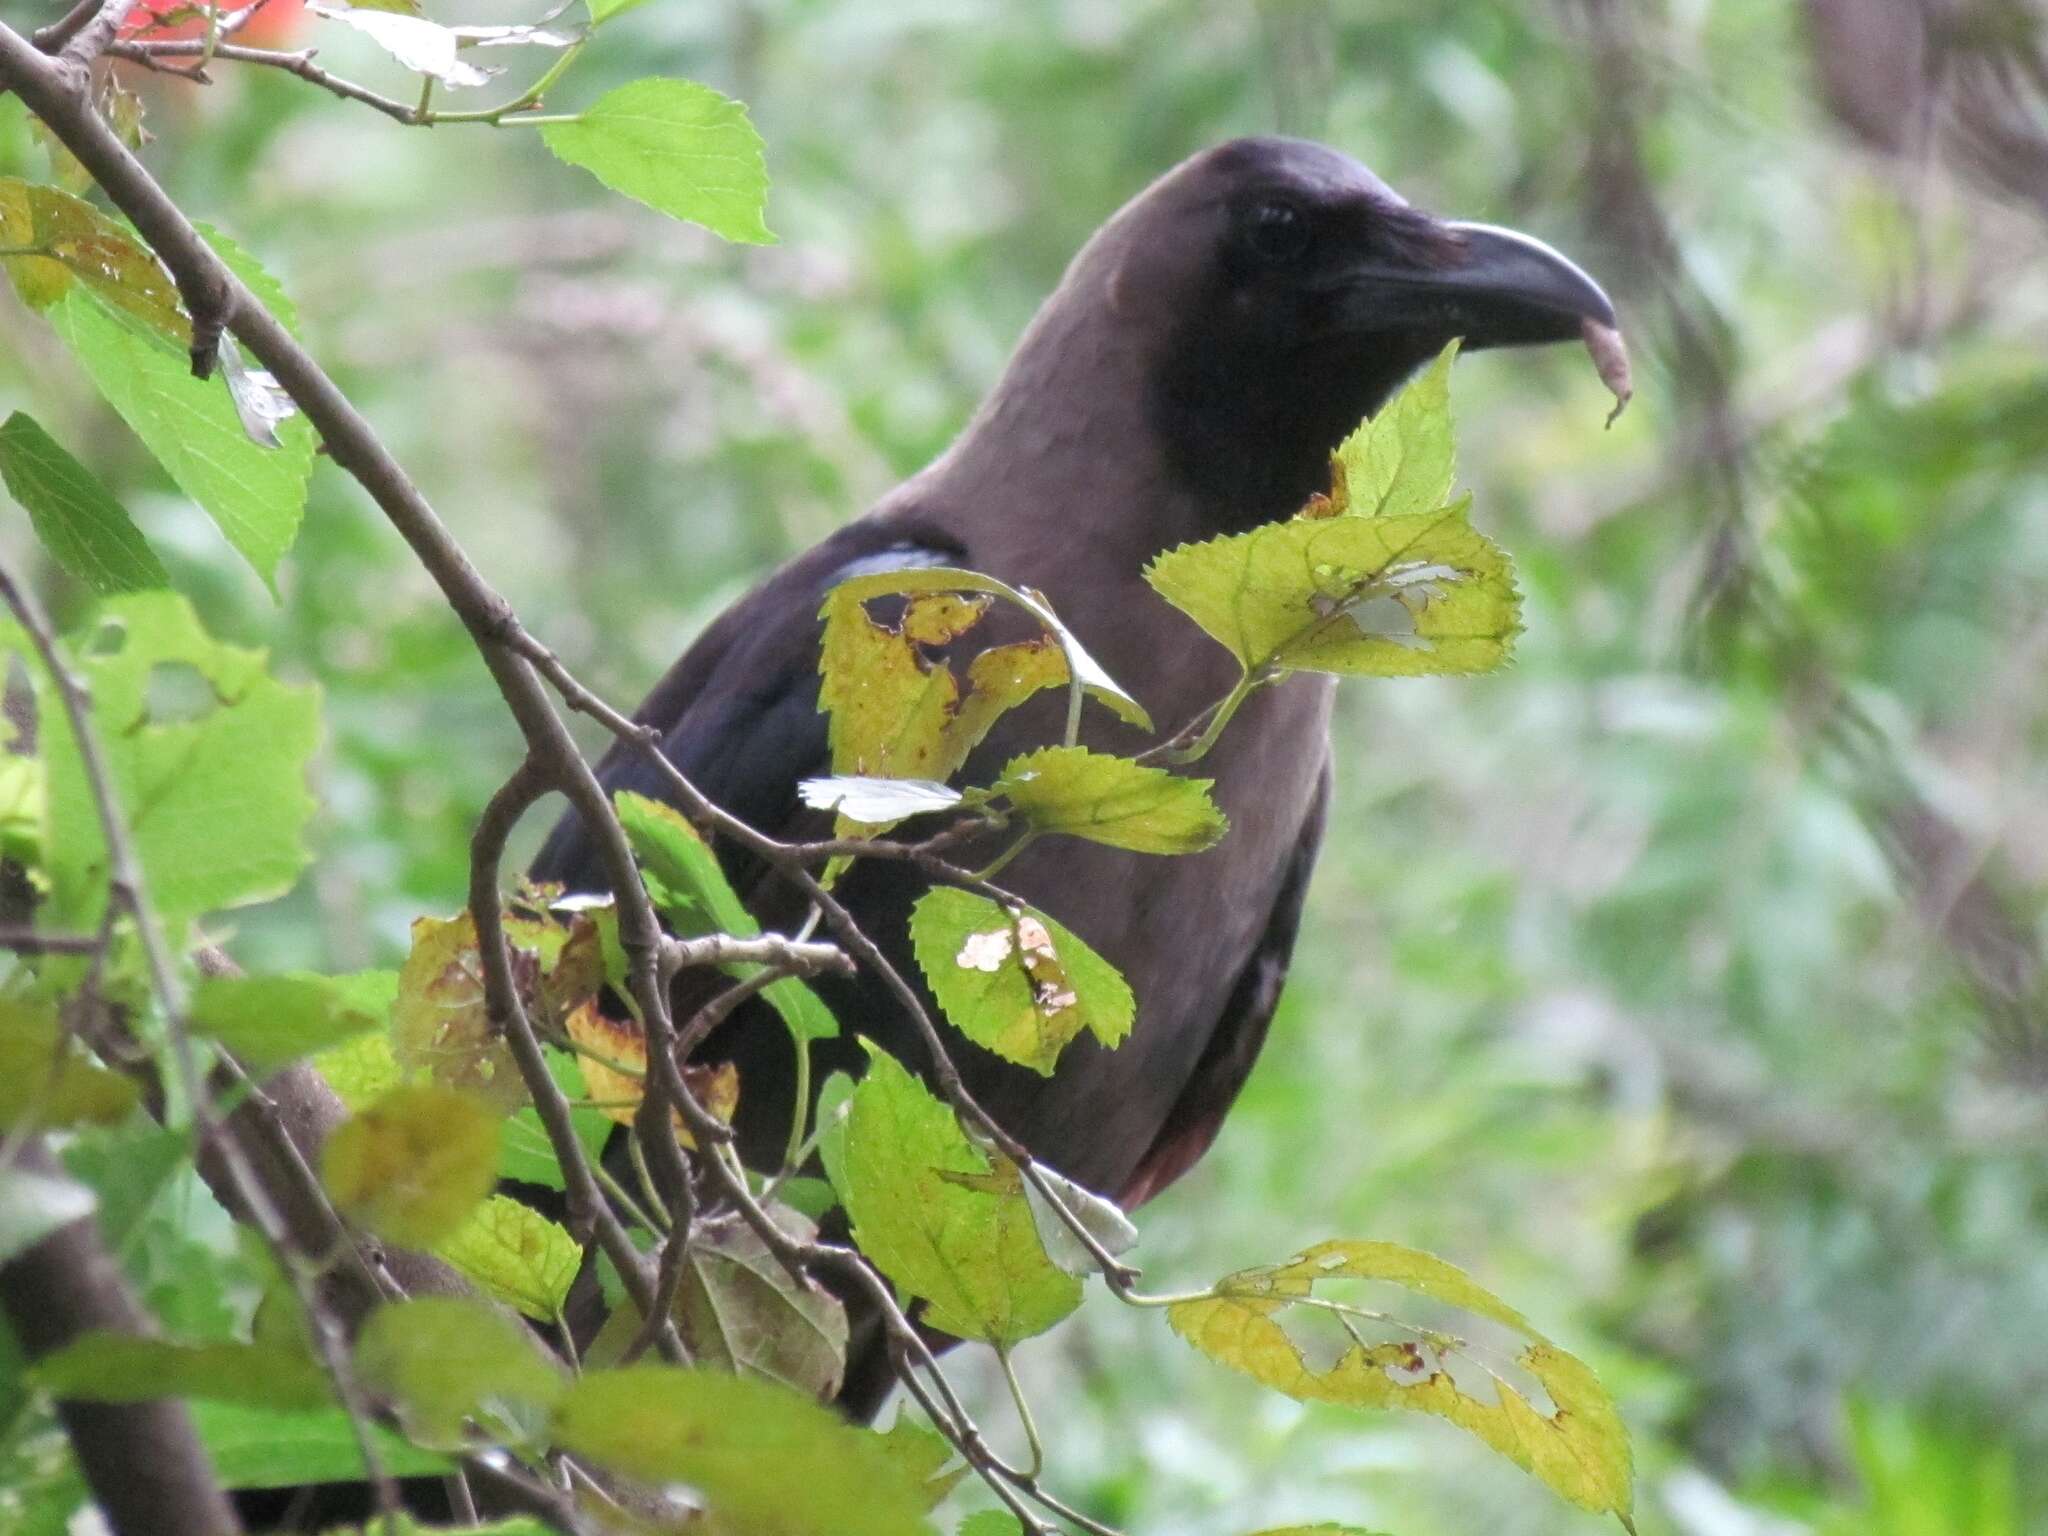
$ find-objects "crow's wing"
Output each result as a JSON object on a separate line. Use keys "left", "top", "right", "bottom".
{"left": 1115, "top": 756, "right": 1331, "bottom": 1208}
{"left": 530, "top": 517, "right": 965, "bottom": 891}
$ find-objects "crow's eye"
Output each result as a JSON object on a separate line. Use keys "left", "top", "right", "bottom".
{"left": 1246, "top": 199, "right": 1311, "bottom": 262}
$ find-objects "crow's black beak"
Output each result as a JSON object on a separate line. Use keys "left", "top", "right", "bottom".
{"left": 1336, "top": 221, "right": 1616, "bottom": 349}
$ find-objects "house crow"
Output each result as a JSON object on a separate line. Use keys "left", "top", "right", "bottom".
{"left": 532, "top": 135, "right": 1616, "bottom": 1409}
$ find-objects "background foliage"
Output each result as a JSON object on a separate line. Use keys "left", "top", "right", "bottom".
{"left": 3, "top": 0, "right": 2046, "bottom": 1533}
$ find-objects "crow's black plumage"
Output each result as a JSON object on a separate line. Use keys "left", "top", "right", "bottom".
{"left": 532, "top": 136, "right": 1614, "bottom": 1411}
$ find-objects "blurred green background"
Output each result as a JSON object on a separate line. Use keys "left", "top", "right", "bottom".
{"left": 4, "top": 0, "right": 2047, "bottom": 1532}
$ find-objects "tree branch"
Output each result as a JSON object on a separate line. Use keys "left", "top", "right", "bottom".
{"left": 0, "top": 1139, "right": 245, "bottom": 1536}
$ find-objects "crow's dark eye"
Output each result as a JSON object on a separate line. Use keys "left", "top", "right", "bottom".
{"left": 1246, "top": 199, "right": 1311, "bottom": 262}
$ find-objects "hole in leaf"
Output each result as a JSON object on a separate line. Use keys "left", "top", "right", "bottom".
{"left": 1311, "top": 1278, "right": 1557, "bottom": 1414}
{"left": 143, "top": 661, "right": 219, "bottom": 726}
{"left": 1275, "top": 1301, "right": 1354, "bottom": 1374}
{"left": 1344, "top": 594, "right": 1429, "bottom": 647}
{"left": 85, "top": 618, "right": 126, "bottom": 658}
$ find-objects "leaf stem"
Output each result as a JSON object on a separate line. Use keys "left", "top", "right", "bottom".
{"left": 995, "top": 1343, "right": 1044, "bottom": 1480}
{"left": 968, "top": 830, "right": 1037, "bottom": 882}
{"left": 1161, "top": 666, "right": 1273, "bottom": 765}
{"left": 780, "top": 1032, "right": 812, "bottom": 1175}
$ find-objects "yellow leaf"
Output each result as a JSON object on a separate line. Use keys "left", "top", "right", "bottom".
{"left": 564, "top": 1000, "right": 738, "bottom": 1148}
{"left": 321, "top": 1084, "right": 498, "bottom": 1248}
{"left": 1167, "top": 1239, "right": 1633, "bottom": 1521}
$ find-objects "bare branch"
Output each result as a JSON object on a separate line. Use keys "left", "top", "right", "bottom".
{"left": 661, "top": 931, "right": 851, "bottom": 981}
{"left": 106, "top": 39, "right": 422, "bottom": 123}
{"left": 468, "top": 758, "right": 686, "bottom": 1364}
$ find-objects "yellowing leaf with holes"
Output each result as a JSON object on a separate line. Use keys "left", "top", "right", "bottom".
{"left": 354, "top": 1296, "right": 566, "bottom": 1449}
{"left": 541, "top": 79, "right": 774, "bottom": 244}
{"left": 552, "top": 1365, "right": 929, "bottom": 1536}
{"left": 819, "top": 1046, "right": 1080, "bottom": 1343}
{"left": 392, "top": 912, "right": 527, "bottom": 1113}
{"left": 1167, "top": 1239, "right": 1633, "bottom": 1523}
{"left": 564, "top": 999, "right": 739, "bottom": 1147}
{"left": 1305, "top": 340, "right": 1459, "bottom": 522}
{"left": 3, "top": 592, "right": 318, "bottom": 933}
{"left": 1146, "top": 503, "right": 1519, "bottom": 679}
{"left": 909, "top": 886, "right": 1133, "bottom": 1075}
{"left": 818, "top": 585, "right": 1065, "bottom": 793}
{"left": 434, "top": 1195, "right": 582, "bottom": 1323}
{"left": 322, "top": 1084, "right": 498, "bottom": 1249}
{"left": 0, "top": 178, "right": 188, "bottom": 346}
{"left": 993, "top": 745, "right": 1226, "bottom": 854}
{"left": 831, "top": 563, "right": 1151, "bottom": 730}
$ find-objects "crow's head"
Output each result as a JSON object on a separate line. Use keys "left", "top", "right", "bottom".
{"left": 1081, "top": 136, "right": 1616, "bottom": 527}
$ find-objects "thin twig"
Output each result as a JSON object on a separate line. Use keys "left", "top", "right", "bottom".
{"left": 107, "top": 39, "right": 421, "bottom": 123}
{"left": 468, "top": 758, "right": 683, "bottom": 1363}
{"left": 0, "top": 924, "right": 103, "bottom": 954}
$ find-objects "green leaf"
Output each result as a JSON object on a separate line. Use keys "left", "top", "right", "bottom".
{"left": 908, "top": 885, "right": 1133, "bottom": 1075}
{"left": 958, "top": 1516, "right": 1025, "bottom": 1536}
{"left": 0, "top": 1169, "right": 94, "bottom": 1266}
{"left": 551, "top": 1364, "right": 930, "bottom": 1536}
{"left": 993, "top": 745, "right": 1226, "bottom": 854}
{"left": 670, "top": 1209, "right": 849, "bottom": 1401}
{"left": 0, "top": 999, "right": 140, "bottom": 1130}
{"left": 1313, "top": 339, "right": 1459, "bottom": 521}
{"left": 312, "top": 1028, "right": 402, "bottom": 1111}
{"left": 617, "top": 790, "right": 837, "bottom": 1043}
{"left": 819, "top": 1045, "right": 1080, "bottom": 1343}
{"left": 1166, "top": 1238, "right": 1633, "bottom": 1522}
{"left": 321, "top": 1084, "right": 499, "bottom": 1249}
{"left": 11, "top": 592, "right": 320, "bottom": 933}
{"left": 616, "top": 789, "right": 753, "bottom": 935}
{"left": 0, "top": 178, "right": 188, "bottom": 345}
{"left": 190, "top": 970, "right": 395, "bottom": 1076}
{"left": 498, "top": 1048, "right": 608, "bottom": 1190}
{"left": 829, "top": 564, "right": 1150, "bottom": 733}
{"left": 433, "top": 1194, "right": 582, "bottom": 1322}
{"left": 1242, "top": 1526, "right": 1392, "bottom": 1535}
{"left": 47, "top": 285, "right": 304, "bottom": 585}
{"left": 41, "top": 231, "right": 314, "bottom": 589}
{"left": 0, "top": 412, "right": 167, "bottom": 594}
{"left": 188, "top": 1401, "right": 452, "bottom": 1487}
{"left": 541, "top": 79, "right": 774, "bottom": 244}
{"left": 61, "top": 1122, "right": 189, "bottom": 1261}
{"left": 32, "top": 1332, "right": 332, "bottom": 1411}
{"left": 875, "top": 1415, "right": 967, "bottom": 1510}
{"left": 354, "top": 1297, "right": 565, "bottom": 1449}
{"left": 585, "top": 0, "right": 652, "bottom": 23}
{"left": 1145, "top": 504, "right": 1520, "bottom": 679}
